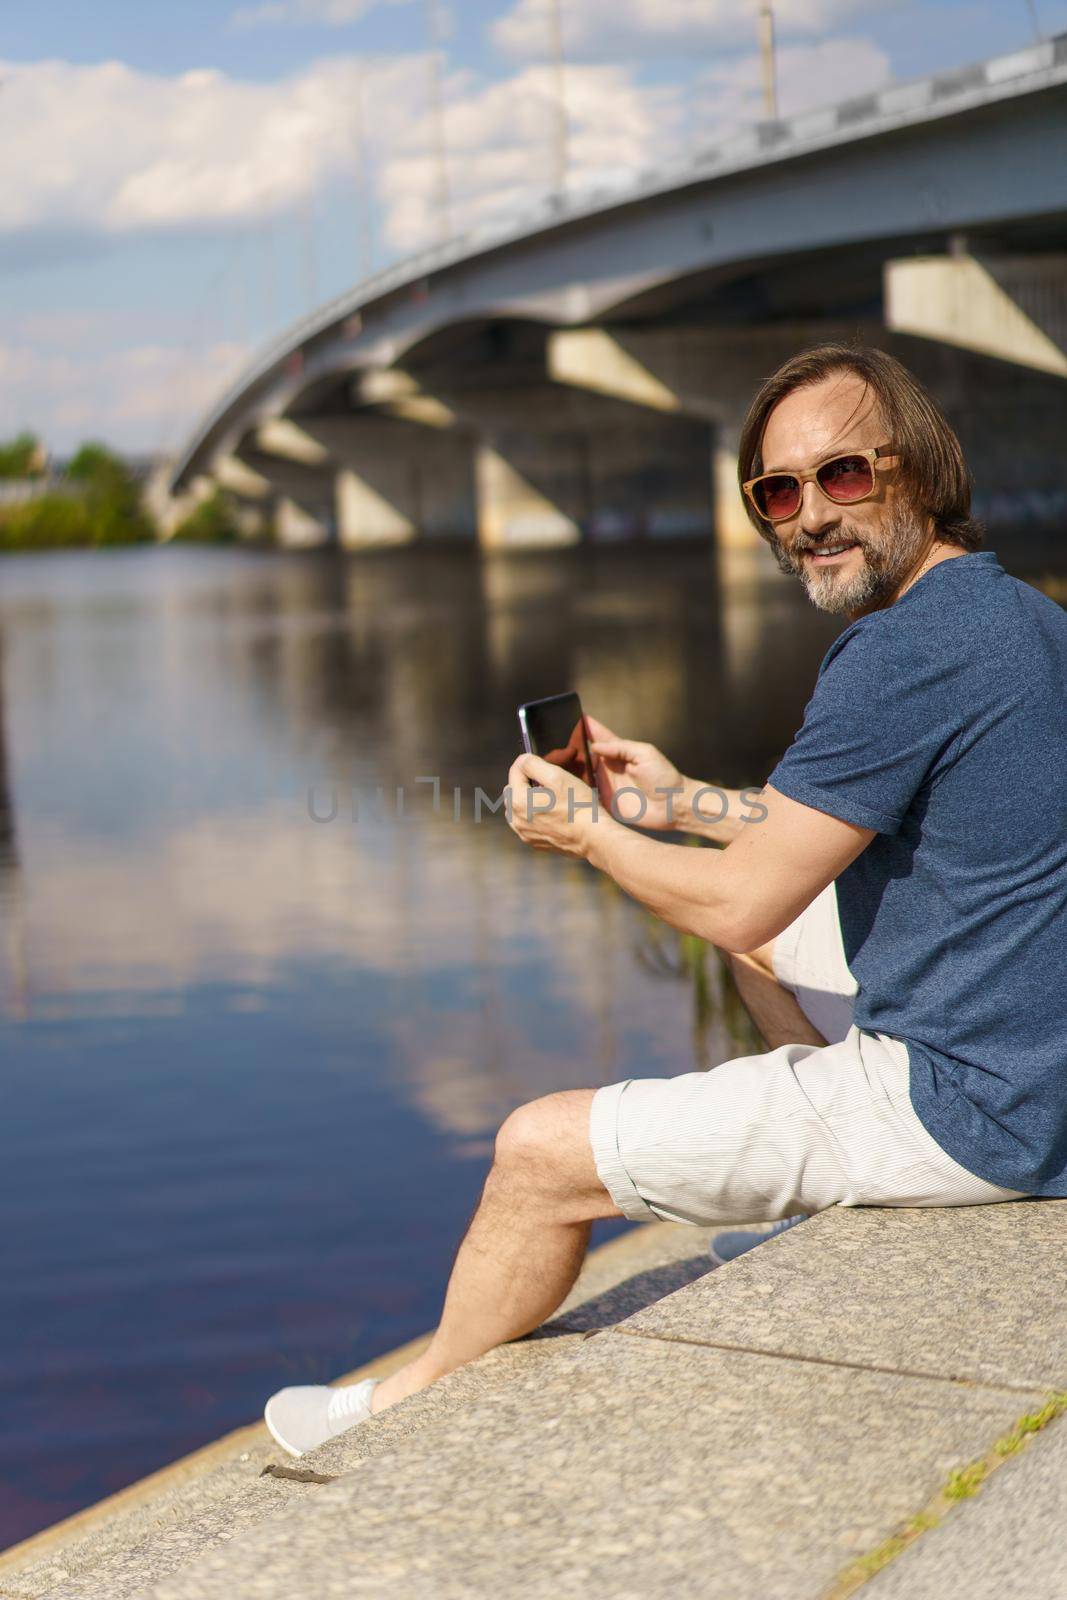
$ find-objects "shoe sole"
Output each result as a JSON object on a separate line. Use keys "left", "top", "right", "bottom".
{"left": 264, "top": 1397, "right": 305, "bottom": 1459}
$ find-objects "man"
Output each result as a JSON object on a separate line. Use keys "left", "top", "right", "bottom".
{"left": 265, "top": 344, "right": 1067, "bottom": 1458}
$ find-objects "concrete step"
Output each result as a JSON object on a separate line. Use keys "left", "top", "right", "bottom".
{"left": 133, "top": 1201, "right": 1067, "bottom": 1600}
{"left": 0, "top": 1224, "right": 716, "bottom": 1600}
{"left": 10, "top": 1201, "right": 1067, "bottom": 1599}
{"left": 862, "top": 1387, "right": 1067, "bottom": 1600}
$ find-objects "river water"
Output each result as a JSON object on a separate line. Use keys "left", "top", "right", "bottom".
{"left": 1, "top": 538, "right": 1061, "bottom": 1547}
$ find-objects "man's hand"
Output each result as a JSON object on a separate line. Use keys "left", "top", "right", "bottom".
{"left": 584, "top": 714, "right": 686, "bottom": 830}
{"left": 506, "top": 752, "right": 613, "bottom": 860}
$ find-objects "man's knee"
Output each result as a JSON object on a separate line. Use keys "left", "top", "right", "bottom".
{"left": 492, "top": 1090, "right": 616, "bottom": 1215}
{"left": 494, "top": 1090, "right": 592, "bottom": 1174}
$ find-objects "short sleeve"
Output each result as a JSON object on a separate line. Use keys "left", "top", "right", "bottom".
{"left": 766, "top": 618, "right": 965, "bottom": 836}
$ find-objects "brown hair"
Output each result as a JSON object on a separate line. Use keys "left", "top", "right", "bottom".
{"left": 736, "top": 343, "right": 983, "bottom": 550}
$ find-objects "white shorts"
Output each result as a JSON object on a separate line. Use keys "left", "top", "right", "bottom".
{"left": 589, "top": 882, "right": 1024, "bottom": 1225}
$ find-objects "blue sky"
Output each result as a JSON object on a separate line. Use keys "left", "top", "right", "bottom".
{"left": 1, "top": 0, "right": 1064, "bottom": 455}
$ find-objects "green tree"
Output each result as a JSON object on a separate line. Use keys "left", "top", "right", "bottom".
{"left": 0, "top": 496, "right": 93, "bottom": 551}
{"left": 169, "top": 488, "right": 242, "bottom": 544}
{"left": 0, "top": 432, "right": 44, "bottom": 479}
{"left": 0, "top": 440, "right": 153, "bottom": 551}
{"left": 64, "top": 442, "right": 152, "bottom": 545}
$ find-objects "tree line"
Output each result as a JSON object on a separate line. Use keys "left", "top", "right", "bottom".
{"left": 0, "top": 433, "right": 238, "bottom": 550}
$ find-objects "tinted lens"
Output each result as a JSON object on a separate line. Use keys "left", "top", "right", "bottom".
{"left": 817, "top": 454, "right": 874, "bottom": 503}
{"left": 755, "top": 474, "right": 801, "bottom": 520}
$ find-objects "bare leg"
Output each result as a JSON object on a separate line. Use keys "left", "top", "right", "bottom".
{"left": 372, "top": 955, "right": 821, "bottom": 1417}
{"left": 372, "top": 1088, "right": 620, "bottom": 1414}
{"left": 724, "top": 940, "right": 829, "bottom": 1051}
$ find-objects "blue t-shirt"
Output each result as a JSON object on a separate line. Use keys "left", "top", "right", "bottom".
{"left": 767, "top": 550, "right": 1067, "bottom": 1195}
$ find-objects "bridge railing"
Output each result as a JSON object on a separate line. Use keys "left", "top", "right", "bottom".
{"left": 170, "top": 31, "right": 1067, "bottom": 493}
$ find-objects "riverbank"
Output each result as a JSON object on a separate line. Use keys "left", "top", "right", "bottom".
{"left": 0, "top": 540, "right": 799, "bottom": 1553}
{"left": 0, "top": 436, "right": 242, "bottom": 550}
{"left": 4, "top": 1201, "right": 1066, "bottom": 1598}
{"left": 0, "top": 1224, "right": 708, "bottom": 1594}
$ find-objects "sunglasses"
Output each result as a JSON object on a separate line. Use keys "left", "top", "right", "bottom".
{"left": 743, "top": 445, "right": 897, "bottom": 524}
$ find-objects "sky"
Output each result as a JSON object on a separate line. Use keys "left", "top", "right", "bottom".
{"left": 1, "top": 0, "right": 1064, "bottom": 457}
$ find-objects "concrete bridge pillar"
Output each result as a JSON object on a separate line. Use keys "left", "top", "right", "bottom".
{"left": 334, "top": 467, "right": 416, "bottom": 548}
{"left": 712, "top": 432, "right": 761, "bottom": 553}
{"left": 255, "top": 418, "right": 331, "bottom": 468}
{"left": 295, "top": 414, "right": 477, "bottom": 549}
{"left": 240, "top": 370, "right": 720, "bottom": 553}
{"left": 149, "top": 470, "right": 214, "bottom": 541}
{"left": 233, "top": 432, "right": 336, "bottom": 548}
{"left": 548, "top": 320, "right": 983, "bottom": 551}
{"left": 547, "top": 326, "right": 780, "bottom": 552}
{"left": 235, "top": 414, "right": 477, "bottom": 549}
{"left": 213, "top": 454, "right": 272, "bottom": 500}
{"left": 885, "top": 254, "right": 1067, "bottom": 377}
{"left": 474, "top": 441, "right": 581, "bottom": 550}
{"left": 204, "top": 455, "right": 272, "bottom": 541}
{"left": 275, "top": 496, "right": 332, "bottom": 548}
{"left": 444, "top": 384, "right": 715, "bottom": 550}
{"left": 345, "top": 377, "right": 588, "bottom": 549}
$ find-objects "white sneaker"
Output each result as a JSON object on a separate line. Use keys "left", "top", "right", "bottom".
{"left": 264, "top": 1378, "right": 380, "bottom": 1458}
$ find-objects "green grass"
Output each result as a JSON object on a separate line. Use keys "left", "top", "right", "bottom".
{"left": 826, "top": 1391, "right": 1067, "bottom": 1599}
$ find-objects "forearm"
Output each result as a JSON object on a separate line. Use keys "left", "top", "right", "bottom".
{"left": 672, "top": 778, "right": 762, "bottom": 846}
{"left": 586, "top": 813, "right": 743, "bottom": 950}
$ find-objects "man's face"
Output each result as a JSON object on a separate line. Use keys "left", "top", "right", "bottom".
{"left": 757, "top": 372, "right": 930, "bottom": 615}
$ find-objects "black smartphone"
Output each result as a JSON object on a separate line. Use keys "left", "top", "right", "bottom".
{"left": 517, "top": 692, "right": 595, "bottom": 786}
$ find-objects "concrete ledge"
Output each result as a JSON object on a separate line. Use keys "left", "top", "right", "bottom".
{"left": 8, "top": 1203, "right": 1067, "bottom": 1598}
{"left": 621, "top": 1201, "right": 1067, "bottom": 1391}
{"left": 0, "top": 1332, "right": 435, "bottom": 1600}
{"left": 140, "top": 1201, "right": 1067, "bottom": 1600}
{"left": 862, "top": 1396, "right": 1067, "bottom": 1599}
{"left": 0, "top": 1225, "right": 713, "bottom": 1598}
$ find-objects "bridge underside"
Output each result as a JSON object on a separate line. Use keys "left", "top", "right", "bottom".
{"left": 193, "top": 252, "right": 1067, "bottom": 558}
{"left": 165, "top": 26, "right": 1067, "bottom": 556}
{"left": 164, "top": 44, "right": 1067, "bottom": 555}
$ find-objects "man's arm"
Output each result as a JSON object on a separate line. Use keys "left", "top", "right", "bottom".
{"left": 585, "top": 781, "right": 875, "bottom": 953}
{"left": 671, "top": 778, "right": 761, "bottom": 846}
{"left": 583, "top": 715, "right": 768, "bottom": 846}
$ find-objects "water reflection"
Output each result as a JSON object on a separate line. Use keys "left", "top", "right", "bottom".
{"left": 0, "top": 653, "right": 29, "bottom": 1021}
{"left": 0, "top": 542, "right": 819, "bottom": 1052}
{"left": 0, "top": 537, "right": 1061, "bottom": 1548}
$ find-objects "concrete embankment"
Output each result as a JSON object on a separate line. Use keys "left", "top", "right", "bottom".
{"left": 3, "top": 1203, "right": 1066, "bottom": 1599}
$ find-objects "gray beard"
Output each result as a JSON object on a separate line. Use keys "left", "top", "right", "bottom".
{"left": 767, "top": 505, "right": 930, "bottom": 615}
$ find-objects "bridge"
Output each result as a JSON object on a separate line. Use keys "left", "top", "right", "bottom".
{"left": 167, "top": 33, "right": 1067, "bottom": 551}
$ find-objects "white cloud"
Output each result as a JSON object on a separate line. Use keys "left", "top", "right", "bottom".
{"left": 0, "top": 54, "right": 427, "bottom": 233}
{"left": 494, "top": 0, "right": 894, "bottom": 61}
{"left": 695, "top": 36, "right": 891, "bottom": 132}
{"left": 374, "top": 35, "right": 891, "bottom": 254}
{"left": 0, "top": 30, "right": 891, "bottom": 251}
{"left": 230, "top": 0, "right": 413, "bottom": 30}
{"left": 0, "top": 29, "right": 891, "bottom": 448}
{"left": 0, "top": 49, "right": 685, "bottom": 444}
{"left": 0, "top": 324, "right": 248, "bottom": 452}
{"left": 0, "top": 49, "right": 683, "bottom": 253}
{"left": 378, "top": 62, "right": 684, "bottom": 251}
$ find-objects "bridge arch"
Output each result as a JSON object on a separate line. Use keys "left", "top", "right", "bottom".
{"left": 167, "top": 34, "right": 1067, "bottom": 553}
